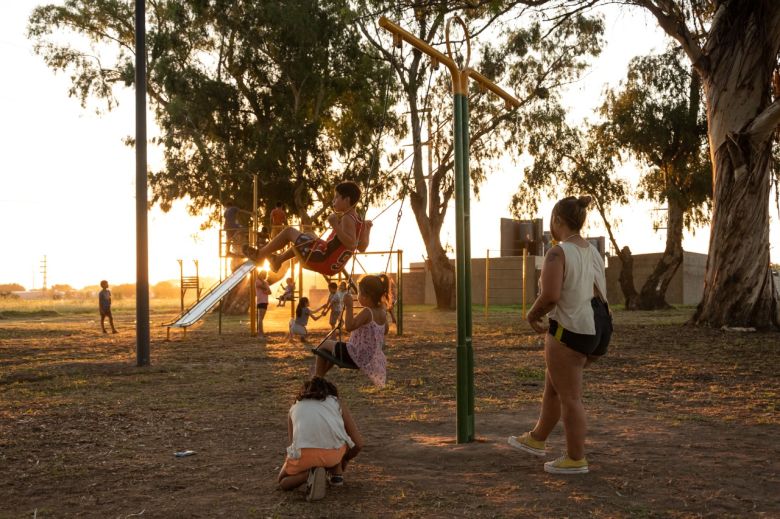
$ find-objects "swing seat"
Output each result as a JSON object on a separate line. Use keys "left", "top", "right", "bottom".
{"left": 311, "top": 347, "right": 359, "bottom": 370}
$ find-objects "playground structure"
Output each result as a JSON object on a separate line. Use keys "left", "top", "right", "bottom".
{"left": 177, "top": 259, "right": 202, "bottom": 312}
{"left": 165, "top": 259, "right": 257, "bottom": 340}
{"left": 379, "top": 16, "right": 520, "bottom": 442}
{"left": 164, "top": 170, "right": 406, "bottom": 338}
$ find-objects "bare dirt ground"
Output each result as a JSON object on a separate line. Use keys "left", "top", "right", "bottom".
{"left": 1, "top": 303, "right": 778, "bottom": 518}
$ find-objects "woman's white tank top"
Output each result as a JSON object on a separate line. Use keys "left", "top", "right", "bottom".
{"left": 547, "top": 241, "right": 608, "bottom": 335}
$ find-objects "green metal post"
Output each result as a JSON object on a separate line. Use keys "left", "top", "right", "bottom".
{"left": 454, "top": 92, "right": 473, "bottom": 443}
{"left": 377, "top": 15, "right": 519, "bottom": 446}
{"left": 397, "top": 249, "right": 403, "bottom": 336}
{"left": 459, "top": 94, "right": 475, "bottom": 437}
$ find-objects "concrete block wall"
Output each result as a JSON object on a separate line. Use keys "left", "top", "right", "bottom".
{"left": 401, "top": 269, "right": 426, "bottom": 305}
{"left": 606, "top": 251, "right": 706, "bottom": 306}
{"left": 407, "top": 257, "right": 539, "bottom": 306}
{"left": 472, "top": 255, "right": 539, "bottom": 306}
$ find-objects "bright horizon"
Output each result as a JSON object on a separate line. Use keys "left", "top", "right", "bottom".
{"left": 2, "top": 2, "right": 778, "bottom": 291}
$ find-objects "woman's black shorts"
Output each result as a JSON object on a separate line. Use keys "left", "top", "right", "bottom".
{"left": 256, "top": 303, "right": 268, "bottom": 310}
{"left": 333, "top": 341, "right": 359, "bottom": 369}
{"left": 548, "top": 298, "right": 612, "bottom": 356}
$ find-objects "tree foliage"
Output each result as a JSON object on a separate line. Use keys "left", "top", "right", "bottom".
{"left": 0, "top": 284, "right": 26, "bottom": 293}
{"left": 602, "top": 49, "right": 711, "bottom": 230}
{"left": 509, "top": 109, "right": 642, "bottom": 306}
{"left": 28, "top": 0, "right": 401, "bottom": 227}
{"left": 505, "top": 0, "right": 780, "bottom": 325}
{"left": 356, "top": 1, "right": 604, "bottom": 307}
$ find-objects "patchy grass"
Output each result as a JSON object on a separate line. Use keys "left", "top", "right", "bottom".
{"left": 0, "top": 304, "right": 778, "bottom": 517}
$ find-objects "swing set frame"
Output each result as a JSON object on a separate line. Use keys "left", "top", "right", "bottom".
{"left": 379, "top": 16, "right": 520, "bottom": 443}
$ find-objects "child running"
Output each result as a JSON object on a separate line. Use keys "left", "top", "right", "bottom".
{"left": 289, "top": 297, "right": 319, "bottom": 343}
{"left": 314, "top": 274, "right": 389, "bottom": 387}
{"left": 278, "top": 376, "right": 362, "bottom": 501}
{"left": 243, "top": 181, "right": 373, "bottom": 275}
{"left": 318, "top": 282, "right": 344, "bottom": 330}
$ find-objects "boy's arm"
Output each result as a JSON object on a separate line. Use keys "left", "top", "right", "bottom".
{"left": 327, "top": 212, "right": 357, "bottom": 250}
{"left": 356, "top": 220, "right": 372, "bottom": 253}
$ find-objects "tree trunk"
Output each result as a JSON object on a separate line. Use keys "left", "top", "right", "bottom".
{"left": 409, "top": 187, "right": 456, "bottom": 309}
{"left": 427, "top": 239, "right": 456, "bottom": 310}
{"left": 616, "top": 246, "right": 639, "bottom": 310}
{"left": 637, "top": 197, "right": 684, "bottom": 310}
{"left": 693, "top": 131, "right": 778, "bottom": 327}
{"left": 594, "top": 200, "right": 639, "bottom": 309}
{"left": 222, "top": 278, "right": 251, "bottom": 315}
{"left": 692, "top": 4, "right": 780, "bottom": 329}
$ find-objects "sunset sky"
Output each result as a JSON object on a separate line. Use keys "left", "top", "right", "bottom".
{"left": 1, "top": 2, "right": 778, "bottom": 291}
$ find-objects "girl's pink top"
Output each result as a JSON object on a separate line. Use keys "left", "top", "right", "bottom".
{"left": 346, "top": 311, "right": 386, "bottom": 387}
{"left": 255, "top": 279, "right": 270, "bottom": 304}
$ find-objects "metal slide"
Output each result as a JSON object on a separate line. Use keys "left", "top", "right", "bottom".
{"left": 165, "top": 260, "right": 256, "bottom": 328}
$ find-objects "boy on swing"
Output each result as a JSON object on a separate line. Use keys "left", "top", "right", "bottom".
{"left": 243, "top": 181, "right": 372, "bottom": 275}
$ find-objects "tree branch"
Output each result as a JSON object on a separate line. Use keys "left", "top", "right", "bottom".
{"left": 747, "top": 98, "right": 780, "bottom": 146}
{"left": 634, "top": 0, "right": 706, "bottom": 76}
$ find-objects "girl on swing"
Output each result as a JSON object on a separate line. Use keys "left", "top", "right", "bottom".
{"left": 313, "top": 274, "right": 389, "bottom": 388}
{"left": 243, "top": 181, "right": 372, "bottom": 276}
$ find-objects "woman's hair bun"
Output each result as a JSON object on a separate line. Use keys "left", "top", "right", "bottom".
{"left": 577, "top": 195, "right": 592, "bottom": 208}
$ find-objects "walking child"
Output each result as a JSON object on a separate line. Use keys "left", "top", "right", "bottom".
{"left": 313, "top": 274, "right": 389, "bottom": 387}
{"left": 318, "top": 282, "right": 344, "bottom": 330}
{"left": 290, "top": 297, "right": 319, "bottom": 343}
{"left": 98, "top": 280, "right": 117, "bottom": 334}
{"left": 255, "top": 270, "right": 272, "bottom": 341}
{"left": 243, "top": 181, "right": 373, "bottom": 276}
{"left": 277, "top": 376, "right": 363, "bottom": 501}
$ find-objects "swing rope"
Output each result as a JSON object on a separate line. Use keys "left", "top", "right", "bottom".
{"left": 314, "top": 22, "right": 438, "bottom": 356}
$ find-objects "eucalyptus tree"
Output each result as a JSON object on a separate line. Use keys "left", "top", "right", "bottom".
{"left": 601, "top": 49, "right": 712, "bottom": 310}
{"left": 617, "top": 1, "right": 780, "bottom": 327}
{"left": 505, "top": 0, "right": 780, "bottom": 328}
{"left": 356, "top": 1, "right": 604, "bottom": 308}
{"left": 28, "top": 0, "right": 400, "bottom": 227}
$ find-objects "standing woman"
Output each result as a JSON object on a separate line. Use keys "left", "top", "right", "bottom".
{"left": 509, "top": 196, "right": 612, "bottom": 474}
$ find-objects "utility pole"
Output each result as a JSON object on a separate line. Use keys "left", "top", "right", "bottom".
{"left": 39, "top": 255, "right": 48, "bottom": 291}
{"left": 135, "top": 0, "right": 151, "bottom": 367}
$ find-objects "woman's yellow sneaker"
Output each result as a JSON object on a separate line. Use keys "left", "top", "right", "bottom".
{"left": 507, "top": 432, "right": 546, "bottom": 456}
{"left": 544, "top": 455, "right": 589, "bottom": 474}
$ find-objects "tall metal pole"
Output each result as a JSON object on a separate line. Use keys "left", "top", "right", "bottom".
{"left": 484, "top": 249, "right": 490, "bottom": 317}
{"left": 135, "top": 0, "right": 150, "bottom": 367}
{"left": 453, "top": 87, "right": 472, "bottom": 442}
{"left": 378, "top": 16, "right": 518, "bottom": 444}
{"left": 459, "top": 89, "right": 475, "bottom": 438}
{"left": 522, "top": 248, "right": 528, "bottom": 319}
{"left": 250, "top": 175, "right": 258, "bottom": 337}
{"left": 397, "top": 249, "right": 403, "bottom": 336}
